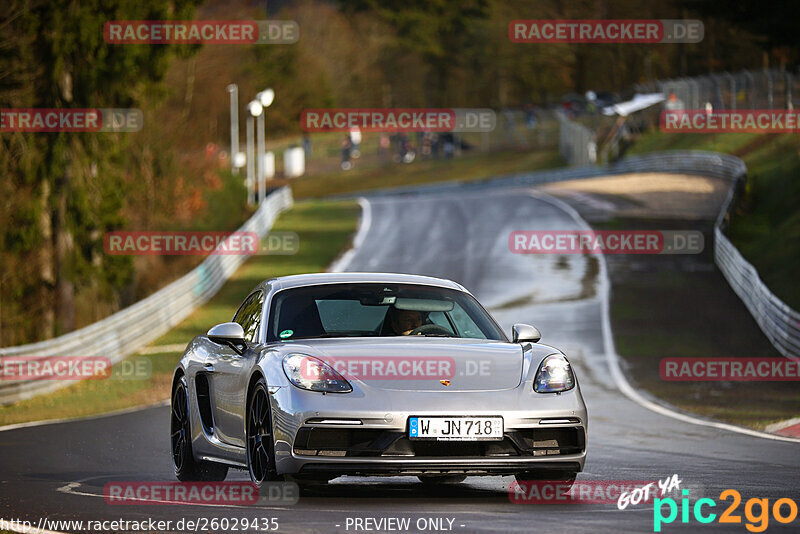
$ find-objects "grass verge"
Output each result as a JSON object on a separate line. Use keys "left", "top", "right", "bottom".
{"left": 0, "top": 200, "right": 360, "bottom": 426}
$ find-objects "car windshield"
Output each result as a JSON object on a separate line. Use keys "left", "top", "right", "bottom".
{"left": 267, "top": 283, "right": 505, "bottom": 342}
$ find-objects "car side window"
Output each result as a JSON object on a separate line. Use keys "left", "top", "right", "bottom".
{"left": 233, "top": 294, "right": 254, "bottom": 330}
{"left": 234, "top": 291, "right": 265, "bottom": 343}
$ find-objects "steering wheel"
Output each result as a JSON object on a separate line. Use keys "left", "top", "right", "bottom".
{"left": 410, "top": 324, "right": 453, "bottom": 336}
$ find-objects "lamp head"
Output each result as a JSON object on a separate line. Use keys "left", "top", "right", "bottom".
{"left": 258, "top": 89, "right": 275, "bottom": 107}
{"left": 248, "top": 100, "right": 263, "bottom": 117}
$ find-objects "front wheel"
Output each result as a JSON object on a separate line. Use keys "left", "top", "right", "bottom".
{"left": 171, "top": 375, "right": 228, "bottom": 481}
{"left": 246, "top": 378, "right": 279, "bottom": 486}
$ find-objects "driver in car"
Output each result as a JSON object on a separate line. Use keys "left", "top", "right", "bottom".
{"left": 388, "top": 308, "right": 424, "bottom": 335}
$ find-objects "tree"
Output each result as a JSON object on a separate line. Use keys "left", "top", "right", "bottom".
{"left": 0, "top": 0, "right": 202, "bottom": 341}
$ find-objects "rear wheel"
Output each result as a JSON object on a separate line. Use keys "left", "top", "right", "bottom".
{"left": 171, "top": 375, "right": 229, "bottom": 481}
{"left": 246, "top": 378, "right": 279, "bottom": 486}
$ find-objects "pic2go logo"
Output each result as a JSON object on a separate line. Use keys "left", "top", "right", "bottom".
{"left": 654, "top": 489, "right": 799, "bottom": 532}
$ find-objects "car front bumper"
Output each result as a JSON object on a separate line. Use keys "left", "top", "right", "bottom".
{"left": 268, "top": 385, "right": 588, "bottom": 476}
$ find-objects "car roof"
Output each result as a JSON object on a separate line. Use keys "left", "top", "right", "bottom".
{"left": 261, "top": 272, "right": 468, "bottom": 293}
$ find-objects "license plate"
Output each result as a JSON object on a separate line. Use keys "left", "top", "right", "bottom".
{"left": 408, "top": 416, "right": 503, "bottom": 441}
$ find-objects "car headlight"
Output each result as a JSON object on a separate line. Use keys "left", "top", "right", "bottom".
{"left": 533, "top": 354, "right": 575, "bottom": 393}
{"left": 282, "top": 354, "right": 352, "bottom": 393}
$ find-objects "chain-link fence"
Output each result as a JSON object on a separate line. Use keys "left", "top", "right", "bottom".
{"left": 635, "top": 68, "right": 799, "bottom": 110}
{"left": 472, "top": 109, "right": 559, "bottom": 153}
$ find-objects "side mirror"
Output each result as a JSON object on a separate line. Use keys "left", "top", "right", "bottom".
{"left": 512, "top": 323, "right": 541, "bottom": 343}
{"left": 208, "top": 322, "right": 246, "bottom": 354}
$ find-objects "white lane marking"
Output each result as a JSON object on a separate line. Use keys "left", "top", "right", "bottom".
{"left": 0, "top": 399, "right": 169, "bottom": 433}
{"left": 0, "top": 517, "right": 66, "bottom": 534}
{"left": 528, "top": 190, "right": 800, "bottom": 444}
{"left": 328, "top": 197, "right": 371, "bottom": 273}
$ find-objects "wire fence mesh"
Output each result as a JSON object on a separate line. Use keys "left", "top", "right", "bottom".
{"left": 635, "top": 68, "right": 798, "bottom": 111}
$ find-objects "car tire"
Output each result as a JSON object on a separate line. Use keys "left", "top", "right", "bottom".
{"left": 246, "top": 378, "right": 279, "bottom": 486}
{"left": 171, "top": 375, "right": 229, "bottom": 481}
{"left": 417, "top": 475, "right": 467, "bottom": 484}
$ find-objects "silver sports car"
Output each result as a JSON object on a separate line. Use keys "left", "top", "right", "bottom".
{"left": 170, "top": 272, "right": 587, "bottom": 486}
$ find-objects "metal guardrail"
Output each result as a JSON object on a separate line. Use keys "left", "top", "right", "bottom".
{"left": 0, "top": 187, "right": 294, "bottom": 404}
{"left": 557, "top": 112, "right": 596, "bottom": 166}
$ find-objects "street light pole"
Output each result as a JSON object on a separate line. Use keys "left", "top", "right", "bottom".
{"left": 256, "top": 111, "right": 265, "bottom": 203}
{"left": 246, "top": 115, "right": 255, "bottom": 206}
{"left": 226, "top": 84, "right": 239, "bottom": 176}
{"left": 256, "top": 89, "right": 274, "bottom": 203}
{"left": 247, "top": 99, "right": 264, "bottom": 205}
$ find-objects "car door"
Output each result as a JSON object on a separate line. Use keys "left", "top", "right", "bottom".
{"left": 207, "top": 290, "right": 264, "bottom": 448}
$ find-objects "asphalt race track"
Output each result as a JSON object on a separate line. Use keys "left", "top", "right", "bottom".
{"left": 1, "top": 186, "right": 799, "bottom": 533}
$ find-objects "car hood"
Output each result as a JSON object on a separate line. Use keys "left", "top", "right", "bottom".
{"left": 279, "top": 337, "right": 524, "bottom": 392}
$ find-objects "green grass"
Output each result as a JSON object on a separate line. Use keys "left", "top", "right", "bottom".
{"left": 627, "top": 130, "right": 800, "bottom": 309}
{"left": 626, "top": 130, "right": 762, "bottom": 156}
{"left": 610, "top": 269, "right": 800, "bottom": 429}
{"left": 0, "top": 200, "right": 360, "bottom": 426}
{"left": 290, "top": 148, "right": 563, "bottom": 199}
